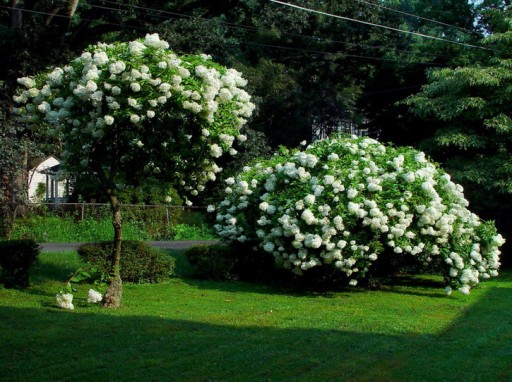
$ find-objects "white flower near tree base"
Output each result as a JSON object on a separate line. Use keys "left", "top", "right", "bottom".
{"left": 56, "top": 293, "right": 74, "bottom": 310}
{"left": 212, "top": 135, "right": 504, "bottom": 295}
{"left": 87, "top": 289, "right": 103, "bottom": 304}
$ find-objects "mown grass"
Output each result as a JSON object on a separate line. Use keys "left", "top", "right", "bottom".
{"left": 1, "top": 251, "right": 511, "bottom": 382}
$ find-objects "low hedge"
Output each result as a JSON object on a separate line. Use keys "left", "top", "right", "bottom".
{"left": 0, "top": 239, "right": 40, "bottom": 288}
{"left": 184, "top": 244, "right": 238, "bottom": 280}
{"left": 77, "top": 241, "right": 175, "bottom": 283}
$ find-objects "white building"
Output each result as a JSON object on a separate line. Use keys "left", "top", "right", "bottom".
{"left": 27, "top": 156, "right": 71, "bottom": 202}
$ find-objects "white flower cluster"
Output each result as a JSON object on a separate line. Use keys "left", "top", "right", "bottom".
{"left": 14, "top": 34, "right": 254, "bottom": 202}
{"left": 212, "top": 135, "right": 504, "bottom": 294}
{"left": 87, "top": 289, "right": 103, "bottom": 303}
{"left": 55, "top": 289, "right": 103, "bottom": 310}
{"left": 56, "top": 293, "right": 74, "bottom": 310}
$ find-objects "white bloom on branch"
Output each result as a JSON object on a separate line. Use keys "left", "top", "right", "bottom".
{"left": 17, "top": 77, "right": 36, "bottom": 88}
{"left": 109, "top": 61, "right": 126, "bottom": 74}
{"left": 304, "top": 234, "right": 322, "bottom": 248}
{"left": 263, "top": 242, "right": 275, "bottom": 253}
{"left": 129, "top": 40, "right": 146, "bottom": 55}
{"left": 104, "top": 115, "right": 114, "bottom": 125}
{"left": 220, "top": 134, "right": 235, "bottom": 147}
{"left": 323, "top": 175, "right": 335, "bottom": 185}
{"left": 93, "top": 51, "right": 109, "bottom": 65}
{"left": 347, "top": 188, "right": 358, "bottom": 199}
{"left": 301, "top": 209, "right": 317, "bottom": 225}
{"left": 37, "top": 101, "right": 51, "bottom": 113}
{"left": 183, "top": 101, "right": 202, "bottom": 114}
{"left": 108, "top": 101, "right": 120, "bottom": 110}
{"left": 259, "top": 202, "right": 269, "bottom": 212}
{"left": 210, "top": 144, "right": 223, "bottom": 158}
{"left": 144, "top": 33, "right": 169, "bottom": 49}
{"left": 304, "top": 194, "right": 316, "bottom": 205}
{"left": 127, "top": 98, "right": 139, "bottom": 108}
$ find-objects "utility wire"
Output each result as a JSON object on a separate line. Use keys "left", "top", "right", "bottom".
{"left": 0, "top": 4, "right": 148, "bottom": 31}
{"left": 88, "top": 0, "right": 450, "bottom": 60}
{"left": 0, "top": 4, "right": 444, "bottom": 67}
{"left": 353, "top": 0, "right": 478, "bottom": 35}
{"left": 229, "top": 42, "right": 443, "bottom": 67}
{"left": 269, "top": 0, "right": 489, "bottom": 51}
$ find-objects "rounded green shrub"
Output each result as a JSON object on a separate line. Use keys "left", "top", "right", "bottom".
{"left": 77, "top": 241, "right": 174, "bottom": 283}
{"left": 211, "top": 135, "right": 505, "bottom": 295}
{"left": 184, "top": 244, "right": 237, "bottom": 280}
{"left": 0, "top": 239, "right": 40, "bottom": 288}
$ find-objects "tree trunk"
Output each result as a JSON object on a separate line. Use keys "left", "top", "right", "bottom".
{"left": 102, "top": 194, "right": 123, "bottom": 308}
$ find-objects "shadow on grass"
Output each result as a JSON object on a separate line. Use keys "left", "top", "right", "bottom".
{"left": 178, "top": 271, "right": 449, "bottom": 300}
{"left": 31, "top": 252, "right": 84, "bottom": 284}
{"left": 1, "top": 285, "right": 511, "bottom": 382}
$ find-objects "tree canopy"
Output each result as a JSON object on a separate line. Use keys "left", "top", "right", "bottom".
{"left": 13, "top": 33, "right": 255, "bottom": 306}
{"left": 405, "top": 7, "right": 512, "bottom": 215}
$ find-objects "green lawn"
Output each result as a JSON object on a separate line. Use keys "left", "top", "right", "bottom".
{"left": 1, "top": 251, "right": 511, "bottom": 382}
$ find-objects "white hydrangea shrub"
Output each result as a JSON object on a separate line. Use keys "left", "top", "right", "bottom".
{"left": 211, "top": 135, "right": 504, "bottom": 294}
{"left": 13, "top": 34, "right": 255, "bottom": 203}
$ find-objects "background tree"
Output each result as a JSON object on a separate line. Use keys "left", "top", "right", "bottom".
{"left": 14, "top": 34, "right": 254, "bottom": 307}
{"left": 3, "top": 1, "right": 485, "bottom": 151}
{"left": 404, "top": 7, "right": 512, "bottom": 262}
{"left": 359, "top": 0, "right": 483, "bottom": 144}
{"left": 0, "top": 105, "right": 27, "bottom": 238}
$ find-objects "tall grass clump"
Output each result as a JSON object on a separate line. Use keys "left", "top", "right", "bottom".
{"left": 10, "top": 216, "right": 151, "bottom": 242}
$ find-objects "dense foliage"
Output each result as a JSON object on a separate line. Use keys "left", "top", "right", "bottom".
{"left": 1, "top": 0, "right": 483, "bottom": 149}
{"left": 212, "top": 136, "right": 504, "bottom": 294}
{"left": 405, "top": 8, "right": 512, "bottom": 218}
{"left": 78, "top": 241, "right": 175, "bottom": 284}
{"left": 0, "top": 239, "right": 40, "bottom": 288}
{"left": 0, "top": 119, "right": 25, "bottom": 238}
{"left": 184, "top": 244, "right": 237, "bottom": 280}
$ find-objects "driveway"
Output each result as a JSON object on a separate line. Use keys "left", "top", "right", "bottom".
{"left": 40, "top": 240, "right": 219, "bottom": 252}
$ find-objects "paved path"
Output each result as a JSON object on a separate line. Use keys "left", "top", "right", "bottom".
{"left": 40, "top": 240, "right": 219, "bottom": 252}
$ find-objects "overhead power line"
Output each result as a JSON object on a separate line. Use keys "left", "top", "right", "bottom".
{"left": 0, "top": 4, "right": 444, "bottom": 67}
{"left": 228, "top": 42, "right": 443, "bottom": 67}
{"left": 269, "top": 0, "right": 489, "bottom": 51}
{"left": 88, "top": 0, "right": 450, "bottom": 60}
{"left": 0, "top": 4, "right": 147, "bottom": 30}
{"left": 353, "top": 0, "right": 478, "bottom": 35}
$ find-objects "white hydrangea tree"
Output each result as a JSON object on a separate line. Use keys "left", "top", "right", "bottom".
{"left": 212, "top": 135, "right": 504, "bottom": 295}
{"left": 14, "top": 33, "right": 254, "bottom": 307}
